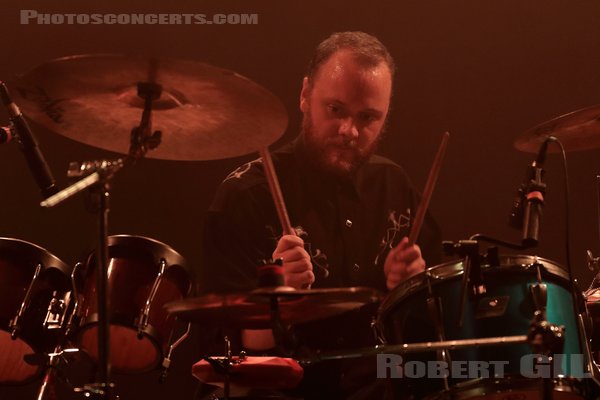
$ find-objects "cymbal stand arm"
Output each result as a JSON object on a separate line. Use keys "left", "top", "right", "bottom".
{"left": 268, "top": 295, "right": 298, "bottom": 357}
{"left": 40, "top": 158, "right": 125, "bottom": 400}
{"left": 128, "top": 82, "right": 162, "bottom": 162}
{"left": 36, "top": 345, "right": 62, "bottom": 400}
{"left": 91, "top": 177, "right": 113, "bottom": 399}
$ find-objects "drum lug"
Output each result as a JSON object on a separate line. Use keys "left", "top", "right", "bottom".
{"left": 530, "top": 283, "right": 548, "bottom": 315}
{"left": 9, "top": 263, "right": 42, "bottom": 339}
{"left": 43, "top": 291, "right": 69, "bottom": 330}
{"left": 65, "top": 262, "right": 83, "bottom": 336}
{"left": 136, "top": 258, "right": 167, "bottom": 338}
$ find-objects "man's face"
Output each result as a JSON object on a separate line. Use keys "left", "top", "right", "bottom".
{"left": 300, "top": 50, "right": 392, "bottom": 177}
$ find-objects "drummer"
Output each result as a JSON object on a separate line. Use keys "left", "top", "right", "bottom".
{"left": 202, "top": 31, "right": 441, "bottom": 399}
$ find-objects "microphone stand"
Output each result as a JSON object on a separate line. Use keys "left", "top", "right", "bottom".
{"left": 40, "top": 76, "right": 163, "bottom": 399}
{"left": 44, "top": 161, "right": 122, "bottom": 400}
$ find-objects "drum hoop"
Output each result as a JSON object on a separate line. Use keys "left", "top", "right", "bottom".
{"left": 378, "top": 255, "right": 569, "bottom": 326}
{"left": 0, "top": 237, "right": 72, "bottom": 277}
{"left": 107, "top": 234, "right": 188, "bottom": 272}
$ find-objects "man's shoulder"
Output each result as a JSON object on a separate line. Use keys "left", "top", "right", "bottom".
{"left": 219, "top": 145, "right": 295, "bottom": 189}
{"left": 364, "top": 154, "right": 410, "bottom": 179}
{"left": 221, "top": 158, "right": 265, "bottom": 189}
{"left": 209, "top": 144, "right": 296, "bottom": 210}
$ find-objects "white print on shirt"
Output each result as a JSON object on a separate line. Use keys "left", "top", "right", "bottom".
{"left": 224, "top": 158, "right": 262, "bottom": 182}
{"left": 374, "top": 208, "right": 411, "bottom": 265}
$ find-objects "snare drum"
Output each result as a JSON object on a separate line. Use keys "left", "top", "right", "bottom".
{"left": 0, "top": 238, "right": 72, "bottom": 384}
{"left": 76, "top": 235, "right": 191, "bottom": 373}
{"left": 377, "top": 255, "right": 590, "bottom": 399}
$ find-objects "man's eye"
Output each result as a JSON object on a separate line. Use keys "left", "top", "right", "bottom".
{"left": 327, "top": 104, "right": 341, "bottom": 115}
{"left": 360, "top": 113, "right": 377, "bottom": 123}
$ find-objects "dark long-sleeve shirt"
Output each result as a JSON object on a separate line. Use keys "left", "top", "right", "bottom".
{"left": 201, "top": 138, "right": 441, "bottom": 399}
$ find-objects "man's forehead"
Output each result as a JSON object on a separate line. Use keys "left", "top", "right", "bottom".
{"left": 311, "top": 50, "right": 392, "bottom": 84}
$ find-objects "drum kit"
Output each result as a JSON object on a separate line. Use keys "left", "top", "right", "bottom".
{"left": 1, "top": 53, "right": 600, "bottom": 400}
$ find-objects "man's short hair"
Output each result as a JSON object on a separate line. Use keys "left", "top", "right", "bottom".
{"left": 306, "top": 31, "right": 396, "bottom": 83}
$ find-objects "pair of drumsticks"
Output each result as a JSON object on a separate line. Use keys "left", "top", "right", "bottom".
{"left": 259, "top": 131, "right": 449, "bottom": 277}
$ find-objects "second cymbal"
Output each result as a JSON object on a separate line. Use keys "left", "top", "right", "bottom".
{"left": 12, "top": 54, "right": 288, "bottom": 161}
{"left": 514, "top": 104, "right": 600, "bottom": 153}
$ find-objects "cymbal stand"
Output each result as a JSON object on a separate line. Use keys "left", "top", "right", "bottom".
{"left": 424, "top": 270, "right": 450, "bottom": 391}
{"left": 442, "top": 240, "right": 485, "bottom": 329}
{"left": 257, "top": 259, "right": 298, "bottom": 356}
{"left": 527, "top": 262, "right": 565, "bottom": 400}
{"left": 30, "top": 346, "right": 81, "bottom": 400}
{"left": 127, "top": 70, "right": 162, "bottom": 162}
{"left": 40, "top": 71, "right": 164, "bottom": 398}
{"left": 201, "top": 338, "right": 248, "bottom": 400}
{"left": 42, "top": 161, "right": 123, "bottom": 399}
{"left": 586, "top": 175, "right": 600, "bottom": 291}
{"left": 268, "top": 294, "right": 299, "bottom": 357}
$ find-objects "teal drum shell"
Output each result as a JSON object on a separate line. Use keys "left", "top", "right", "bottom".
{"left": 376, "top": 255, "right": 586, "bottom": 399}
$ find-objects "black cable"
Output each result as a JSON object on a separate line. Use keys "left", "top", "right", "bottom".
{"left": 552, "top": 140, "right": 575, "bottom": 292}
{"left": 552, "top": 138, "right": 589, "bottom": 369}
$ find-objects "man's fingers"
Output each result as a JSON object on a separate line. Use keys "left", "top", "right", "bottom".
{"left": 283, "top": 259, "right": 313, "bottom": 273}
{"left": 394, "top": 246, "right": 421, "bottom": 264}
{"left": 285, "top": 270, "right": 315, "bottom": 288}
{"left": 274, "top": 234, "right": 304, "bottom": 254}
{"left": 275, "top": 246, "right": 310, "bottom": 263}
{"left": 271, "top": 234, "right": 314, "bottom": 289}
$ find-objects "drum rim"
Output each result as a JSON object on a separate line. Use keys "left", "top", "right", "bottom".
{"left": 107, "top": 234, "right": 188, "bottom": 271}
{"left": 0, "top": 237, "right": 72, "bottom": 281}
{"left": 378, "top": 255, "right": 569, "bottom": 329}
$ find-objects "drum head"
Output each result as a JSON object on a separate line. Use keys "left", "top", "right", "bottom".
{"left": 0, "top": 332, "right": 39, "bottom": 383}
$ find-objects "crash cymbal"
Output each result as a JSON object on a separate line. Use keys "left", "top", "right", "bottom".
{"left": 12, "top": 54, "right": 288, "bottom": 161}
{"left": 165, "top": 287, "right": 382, "bottom": 329}
{"left": 192, "top": 356, "right": 303, "bottom": 390}
{"left": 514, "top": 104, "right": 600, "bottom": 153}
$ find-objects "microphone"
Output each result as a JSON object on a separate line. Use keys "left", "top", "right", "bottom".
{"left": 509, "top": 137, "right": 554, "bottom": 247}
{"left": 0, "top": 82, "right": 58, "bottom": 198}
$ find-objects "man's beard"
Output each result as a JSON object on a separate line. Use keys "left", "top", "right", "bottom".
{"left": 300, "top": 109, "right": 381, "bottom": 179}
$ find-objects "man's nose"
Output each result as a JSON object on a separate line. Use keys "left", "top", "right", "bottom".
{"left": 338, "top": 117, "right": 359, "bottom": 139}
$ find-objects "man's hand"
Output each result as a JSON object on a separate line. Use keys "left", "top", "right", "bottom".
{"left": 273, "top": 234, "right": 314, "bottom": 289}
{"left": 384, "top": 237, "right": 426, "bottom": 291}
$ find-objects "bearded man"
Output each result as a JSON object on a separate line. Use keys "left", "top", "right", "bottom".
{"left": 202, "top": 31, "right": 441, "bottom": 399}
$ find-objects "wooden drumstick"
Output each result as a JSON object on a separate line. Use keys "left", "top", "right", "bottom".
{"left": 408, "top": 132, "right": 450, "bottom": 245}
{"left": 261, "top": 148, "right": 311, "bottom": 288}
{"left": 260, "top": 147, "right": 295, "bottom": 236}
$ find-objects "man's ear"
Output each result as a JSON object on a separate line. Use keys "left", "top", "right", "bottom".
{"left": 300, "top": 77, "right": 310, "bottom": 113}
